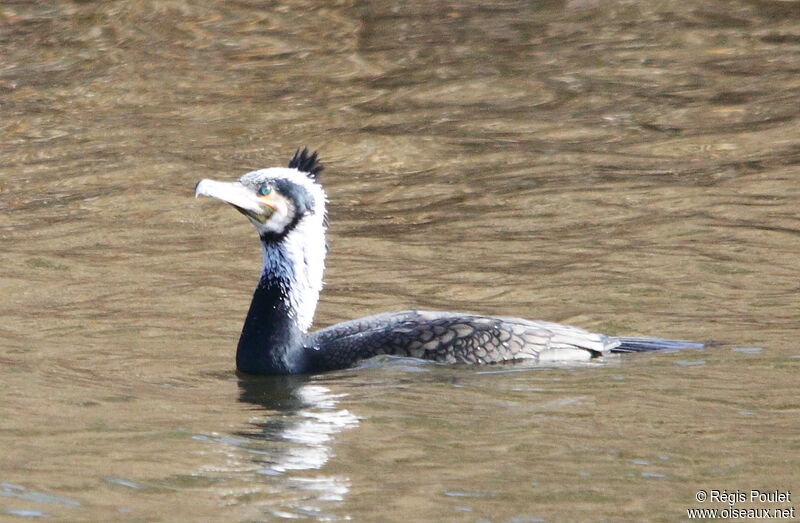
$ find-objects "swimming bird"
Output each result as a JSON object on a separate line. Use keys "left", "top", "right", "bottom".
{"left": 195, "top": 149, "right": 703, "bottom": 375}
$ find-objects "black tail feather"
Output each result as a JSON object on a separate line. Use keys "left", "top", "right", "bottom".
{"left": 611, "top": 337, "right": 705, "bottom": 353}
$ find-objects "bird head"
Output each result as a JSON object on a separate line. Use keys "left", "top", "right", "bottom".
{"left": 195, "top": 148, "right": 326, "bottom": 242}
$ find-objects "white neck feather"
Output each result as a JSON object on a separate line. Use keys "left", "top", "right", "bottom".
{"left": 260, "top": 209, "right": 326, "bottom": 333}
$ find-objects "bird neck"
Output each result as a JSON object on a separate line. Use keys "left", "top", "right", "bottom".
{"left": 236, "top": 235, "right": 324, "bottom": 375}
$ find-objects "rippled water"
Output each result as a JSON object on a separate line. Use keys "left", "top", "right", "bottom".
{"left": 1, "top": 0, "right": 799, "bottom": 520}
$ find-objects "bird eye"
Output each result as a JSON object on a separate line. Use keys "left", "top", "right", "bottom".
{"left": 259, "top": 184, "right": 272, "bottom": 196}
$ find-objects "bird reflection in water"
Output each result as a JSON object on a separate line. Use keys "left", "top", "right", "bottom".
{"left": 234, "top": 375, "right": 358, "bottom": 511}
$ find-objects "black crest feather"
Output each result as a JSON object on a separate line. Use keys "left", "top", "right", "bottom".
{"left": 288, "top": 147, "right": 324, "bottom": 180}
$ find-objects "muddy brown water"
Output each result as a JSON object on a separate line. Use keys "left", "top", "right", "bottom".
{"left": 1, "top": 1, "right": 798, "bottom": 521}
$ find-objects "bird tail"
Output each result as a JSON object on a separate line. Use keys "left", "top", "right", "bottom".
{"left": 610, "top": 337, "right": 705, "bottom": 353}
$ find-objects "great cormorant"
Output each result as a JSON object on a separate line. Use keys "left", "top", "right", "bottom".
{"left": 195, "top": 149, "right": 702, "bottom": 375}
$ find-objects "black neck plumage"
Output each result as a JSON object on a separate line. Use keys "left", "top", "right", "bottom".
{"left": 236, "top": 241, "right": 309, "bottom": 375}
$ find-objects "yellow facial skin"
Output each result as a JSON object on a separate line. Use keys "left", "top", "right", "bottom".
{"left": 256, "top": 190, "right": 292, "bottom": 224}
{"left": 250, "top": 192, "right": 277, "bottom": 223}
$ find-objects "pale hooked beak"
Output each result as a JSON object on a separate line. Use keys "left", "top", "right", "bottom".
{"left": 195, "top": 179, "right": 275, "bottom": 224}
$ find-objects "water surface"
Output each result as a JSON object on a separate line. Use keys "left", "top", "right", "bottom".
{"left": 1, "top": 0, "right": 798, "bottom": 520}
